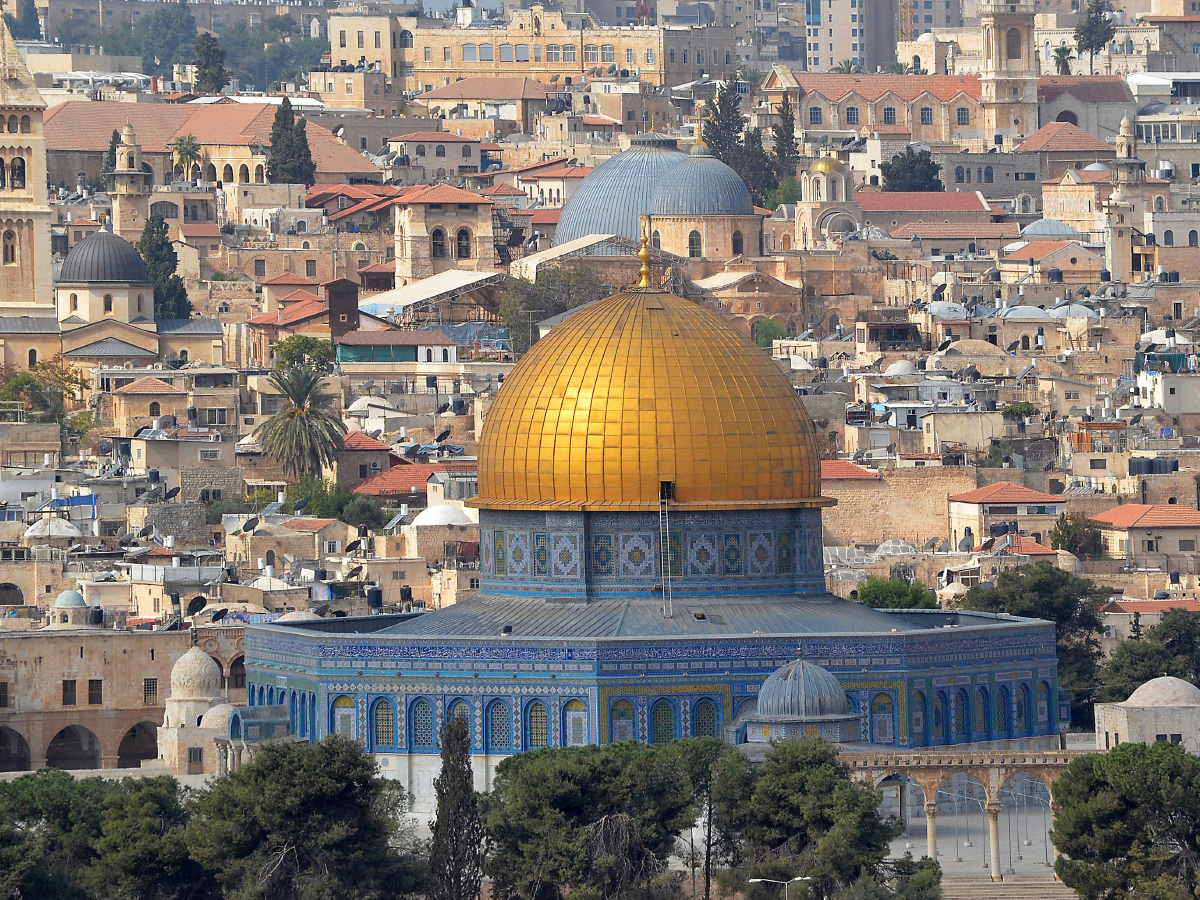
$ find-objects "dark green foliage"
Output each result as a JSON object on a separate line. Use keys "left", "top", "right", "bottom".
{"left": 880, "top": 147, "right": 943, "bottom": 193}
{"left": 754, "top": 319, "right": 787, "bottom": 349}
{"left": 5, "top": 0, "right": 41, "bottom": 40}
{"left": 188, "top": 736, "right": 424, "bottom": 900}
{"left": 999, "top": 401, "right": 1039, "bottom": 420}
{"left": 856, "top": 577, "right": 937, "bottom": 610}
{"left": 210, "top": 17, "right": 328, "bottom": 91}
{"left": 702, "top": 82, "right": 780, "bottom": 207}
{"left": 272, "top": 334, "right": 335, "bottom": 370}
{"left": 962, "top": 561, "right": 1106, "bottom": 724}
{"left": 498, "top": 266, "right": 609, "bottom": 353}
{"left": 104, "top": 128, "right": 122, "bottom": 189}
{"left": 772, "top": 102, "right": 800, "bottom": 180}
{"left": 429, "top": 716, "right": 486, "bottom": 900}
{"left": 1048, "top": 513, "right": 1102, "bottom": 560}
{"left": 1052, "top": 742, "right": 1200, "bottom": 900}
{"left": 267, "top": 97, "right": 316, "bottom": 186}
{"left": 1074, "top": 0, "right": 1115, "bottom": 74}
{"left": 138, "top": 213, "right": 193, "bottom": 319}
{"left": 485, "top": 741, "right": 694, "bottom": 900}
{"left": 1100, "top": 608, "right": 1200, "bottom": 701}
{"left": 193, "top": 33, "right": 230, "bottom": 94}
{"left": 766, "top": 177, "right": 802, "bottom": 210}
{"left": 206, "top": 495, "right": 255, "bottom": 524}
{"left": 97, "top": 0, "right": 198, "bottom": 77}
{"left": 256, "top": 475, "right": 386, "bottom": 527}
{"left": 251, "top": 367, "right": 346, "bottom": 479}
{"left": 737, "top": 128, "right": 779, "bottom": 207}
{"left": 339, "top": 494, "right": 387, "bottom": 530}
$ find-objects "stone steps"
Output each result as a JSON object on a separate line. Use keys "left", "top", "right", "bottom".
{"left": 941, "top": 875, "right": 1076, "bottom": 900}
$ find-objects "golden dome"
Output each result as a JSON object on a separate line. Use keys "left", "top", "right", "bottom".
{"left": 811, "top": 155, "right": 844, "bottom": 174}
{"left": 473, "top": 288, "right": 828, "bottom": 512}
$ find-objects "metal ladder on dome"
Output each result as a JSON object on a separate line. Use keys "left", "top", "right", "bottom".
{"left": 658, "top": 481, "right": 675, "bottom": 619}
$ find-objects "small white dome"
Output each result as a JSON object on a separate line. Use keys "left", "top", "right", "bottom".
{"left": 1123, "top": 676, "right": 1200, "bottom": 707}
{"left": 275, "top": 609, "right": 322, "bottom": 622}
{"left": 411, "top": 504, "right": 473, "bottom": 527}
{"left": 24, "top": 518, "right": 83, "bottom": 539}
{"left": 199, "top": 702, "right": 236, "bottom": 729}
{"left": 998, "top": 305, "right": 1052, "bottom": 320}
{"left": 1049, "top": 303, "right": 1099, "bottom": 319}
{"left": 53, "top": 589, "right": 86, "bottom": 608}
{"left": 1020, "top": 218, "right": 1084, "bottom": 238}
{"left": 928, "top": 300, "right": 968, "bottom": 320}
{"left": 1083, "top": 162, "right": 1110, "bottom": 172}
{"left": 931, "top": 271, "right": 960, "bottom": 286}
{"left": 169, "top": 646, "right": 224, "bottom": 701}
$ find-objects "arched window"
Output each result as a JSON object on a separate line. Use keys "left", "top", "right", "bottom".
{"left": 229, "top": 656, "right": 245, "bottom": 689}
{"left": 299, "top": 693, "right": 307, "bottom": 736}
{"left": 526, "top": 701, "right": 548, "bottom": 749}
{"left": 1014, "top": 685, "right": 1029, "bottom": 736}
{"left": 19, "top": 116, "right": 28, "bottom": 134}
{"left": 920, "top": 106, "right": 933, "bottom": 125}
{"left": 431, "top": 228, "right": 446, "bottom": 258}
{"left": 69, "top": 293, "right": 77, "bottom": 311}
{"left": 456, "top": 228, "right": 471, "bottom": 259}
{"left": 688, "top": 230, "right": 702, "bottom": 258}
{"left": 974, "top": 687, "right": 988, "bottom": 738}
{"left": 6, "top": 116, "right": 15, "bottom": 133}
{"left": 1006, "top": 27, "right": 1022, "bottom": 58}
{"left": 955, "top": 166, "right": 965, "bottom": 183}
{"left": 1156, "top": 196, "right": 1166, "bottom": 212}
{"left": 435, "top": 144, "right": 446, "bottom": 157}
{"left": 410, "top": 698, "right": 435, "bottom": 749}
{"left": 650, "top": 699, "right": 675, "bottom": 744}
{"left": 332, "top": 695, "right": 355, "bottom": 738}
{"left": 651, "top": 230, "right": 661, "bottom": 250}
{"left": 732, "top": 230, "right": 744, "bottom": 256}
{"left": 487, "top": 700, "right": 511, "bottom": 751}
{"left": 564, "top": 699, "right": 588, "bottom": 746}
{"left": 448, "top": 699, "right": 469, "bottom": 737}
{"left": 984, "top": 166, "right": 994, "bottom": 183}
{"left": 692, "top": 698, "right": 718, "bottom": 738}
{"left": 1021, "top": 334, "right": 1030, "bottom": 351}
{"left": 1165, "top": 230, "right": 1175, "bottom": 246}
{"left": 401, "top": 29, "right": 413, "bottom": 47}
{"left": 416, "top": 144, "right": 426, "bottom": 156}
{"left": 1190, "top": 230, "right": 1197, "bottom": 247}
{"left": 9, "top": 158, "right": 23, "bottom": 190}
{"left": 27, "top": 348, "right": 35, "bottom": 367}
{"left": 149, "top": 402, "right": 161, "bottom": 417}
{"left": 442, "top": 348, "right": 450, "bottom": 362}
{"left": 611, "top": 699, "right": 635, "bottom": 742}
{"left": 0, "top": 160, "right": 6, "bottom": 189}
{"left": 912, "top": 691, "right": 927, "bottom": 744}
{"left": 462, "top": 144, "right": 472, "bottom": 158}
{"left": 137, "top": 294, "right": 143, "bottom": 313}
{"left": 830, "top": 179, "right": 839, "bottom": 201}
{"left": 871, "top": 693, "right": 895, "bottom": 743}
{"left": 952, "top": 689, "right": 967, "bottom": 739}
{"left": 373, "top": 700, "right": 394, "bottom": 746}
{"left": 426, "top": 348, "right": 433, "bottom": 362}
{"left": 222, "top": 164, "right": 234, "bottom": 183}
{"left": 238, "top": 164, "right": 250, "bottom": 183}
{"left": 995, "top": 685, "right": 1010, "bottom": 737}
{"left": 1037, "top": 681, "right": 1051, "bottom": 724}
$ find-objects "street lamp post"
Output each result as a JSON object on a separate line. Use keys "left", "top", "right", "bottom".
{"left": 749, "top": 876, "right": 812, "bottom": 900}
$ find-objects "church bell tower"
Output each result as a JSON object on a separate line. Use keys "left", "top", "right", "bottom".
{"left": 979, "top": 0, "right": 1039, "bottom": 150}
{"left": 111, "top": 124, "right": 151, "bottom": 245}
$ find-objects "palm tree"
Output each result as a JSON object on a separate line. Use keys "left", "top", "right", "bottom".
{"left": 1052, "top": 45, "right": 1075, "bottom": 75}
{"left": 170, "top": 133, "right": 202, "bottom": 180}
{"left": 252, "top": 367, "right": 346, "bottom": 480}
{"left": 832, "top": 59, "right": 863, "bottom": 74}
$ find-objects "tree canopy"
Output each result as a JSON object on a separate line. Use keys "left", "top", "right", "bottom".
{"left": 498, "top": 266, "right": 609, "bottom": 353}
{"left": 1074, "top": 0, "right": 1115, "bottom": 73}
{"left": 962, "top": 561, "right": 1105, "bottom": 723}
{"left": 90, "top": 0, "right": 198, "bottom": 78}
{"left": 703, "top": 81, "right": 781, "bottom": 207}
{"left": 856, "top": 577, "right": 937, "bottom": 609}
{"left": 138, "top": 213, "right": 193, "bottom": 320}
{"left": 1048, "top": 513, "right": 1102, "bottom": 560}
{"left": 772, "top": 102, "right": 800, "bottom": 182}
{"left": 272, "top": 334, "right": 335, "bottom": 370}
{"left": 193, "top": 33, "right": 230, "bottom": 94}
{"left": 267, "top": 97, "right": 317, "bottom": 186}
{"left": 430, "top": 716, "right": 486, "bottom": 900}
{"left": 251, "top": 367, "right": 346, "bottom": 479}
{"left": 880, "top": 147, "right": 943, "bottom": 192}
{"left": 5, "top": 0, "right": 41, "bottom": 41}
{"left": 1100, "top": 608, "right": 1200, "bottom": 702}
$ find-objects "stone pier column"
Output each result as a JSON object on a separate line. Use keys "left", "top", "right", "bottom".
{"left": 925, "top": 801, "right": 938, "bottom": 859}
{"left": 1050, "top": 802, "right": 1061, "bottom": 869}
{"left": 987, "top": 801, "right": 1003, "bottom": 882}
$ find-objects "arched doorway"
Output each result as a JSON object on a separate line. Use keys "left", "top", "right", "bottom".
{"left": 1055, "top": 110, "right": 1078, "bottom": 125}
{"left": 117, "top": 721, "right": 158, "bottom": 768}
{"left": 0, "top": 583, "right": 22, "bottom": 605}
{"left": 46, "top": 724, "right": 101, "bottom": 769}
{"left": 0, "top": 726, "right": 30, "bottom": 771}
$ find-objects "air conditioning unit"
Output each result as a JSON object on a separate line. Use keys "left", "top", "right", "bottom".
{"left": 370, "top": 460, "right": 382, "bottom": 471}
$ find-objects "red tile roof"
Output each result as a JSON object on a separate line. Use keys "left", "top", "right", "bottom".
{"left": 260, "top": 272, "right": 320, "bottom": 286}
{"left": 246, "top": 298, "right": 328, "bottom": 327}
{"left": 357, "top": 260, "right": 395, "bottom": 273}
{"left": 1037, "top": 75, "right": 1133, "bottom": 105}
{"left": 949, "top": 482, "right": 1060, "bottom": 504}
{"left": 483, "top": 182, "right": 525, "bottom": 195}
{"left": 180, "top": 224, "right": 222, "bottom": 238}
{"left": 115, "top": 376, "right": 186, "bottom": 395}
{"left": 793, "top": 73, "right": 982, "bottom": 102}
{"left": 342, "top": 431, "right": 391, "bottom": 451}
{"left": 281, "top": 517, "right": 339, "bottom": 532}
{"left": 419, "top": 76, "right": 548, "bottom": 101}
{"left": 1104, "top": 598, "right": 1200, "bottom": 613}
{"left": 1001, "top": 240, "right": 1085, "bottom": 263}
{"left": 1048, "top": 169, "right": 1115, "bottom": 185}
{"left": 1016, "top": 121, "right": 1114, "bottom": 153}
{"left": 973, "top": 535, "right": 1057, "bottom": 555}
{"left": 1090, "top": 504, "right": 1200, "bottom": 529}
{"left": 506, "top": 157, "right": 569, "bottom": 175}
{"left": 530, "top": 209, "right": 561, "bottom": 225}
{"left": 279, "top": 289, "right": 324, "bottom": 305}
{"left": 399, "top": 184, "right": 490, "bottom": 205}
{"left": 890, "top": 222, "right": 1020, "bottom": 239}
{"left": 821, "top": 459, "right": 880, "bottom": 480}
{"left": 353, "top": 462, "right": 477, "bottom": 496}
{"left": 855, "top": 190, "right": 990, "bottom": 212}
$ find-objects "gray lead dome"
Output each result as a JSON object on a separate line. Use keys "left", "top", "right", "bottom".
{"left": 756, "top": 658, "right": 850, "bottom": 718}
{"left": 555, "top": 133, "right": 688, "bottom": 244}
{"left": 58, "top": 229, "right": 150, "bottom": 283}
{"left": 648, "top": 143, "right": 754, "bottom": 217}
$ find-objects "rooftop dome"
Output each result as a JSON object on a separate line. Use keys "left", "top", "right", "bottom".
{"left": 275, "top": 609, "right": 323, "bottom": 622}
{"left": 555, "top": 134, "right": 688, "bottom": 244}
{"left": 24, "top": 517, "right": 83, "bottom": 539}
{"left": 1020, "top": 218, "right": 1084, "bottom": 239}
{"left": 412, "top": 504, "right": 474, "bottom": 527}
{"left": 53, "top": 589, "right": 85, "bottom": 608}
{"left": 1049, "top": 303, "right": 1099, "bottom": 319}
{"left": 1123, "top": 676, "right": 1200, "bottom": 707}
{"left": 472, "top": 286, "right": 826, "bottom": 512}
{"left": 169, "top": 646, "right": 224, "bottom": 700}
{"left": 1083, "top": 162, "right": 1110, "bottom": 172}
{"left": 811, "top": 154, "right": 845, "bottom": 174}
{"left": 199, "top": 702, "right": 236, "bottom": 730}
{"left": 58, "top": 229, "right": 150, "bottom": 284}
{"left": 647, "top": 142, "right": 754, "bottom": 218}
{"left": 884, "top": 359, "right": 918, "bottom": 376}
{"left": 997, "top": 305, "right": 1052, "bottom": 320}
{"left": 927, "top": 300, "right": 969, "bottom": 320}
{"left": 757, "top": 658, "right": 849, "bottom": 718}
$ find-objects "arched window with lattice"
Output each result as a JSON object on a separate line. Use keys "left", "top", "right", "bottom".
{"left": 650, "top": 699, "right": 675, "bottom": 744}
{"left": 373, "top": 700, "right": 394, "bottom": 746}
{"left": 692, "top": 699, "right": 718, "bottom": 738}
{"left": 411, "top": 698, "right": 435, "bottom": 749}
{"left": 527, "top": 701, "right": 548, "bottom": 749}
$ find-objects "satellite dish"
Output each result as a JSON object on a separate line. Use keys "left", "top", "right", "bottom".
{"left": 935, "top": 339, "right": 952, "bottom": 352}
{"left": 957, "top": 534, "right": 973, "bottom": 551}
{"left": 435, "top": 429, "right": 451, "bottom": 442}
{"left": 242, "top": 517, "right": 259, "bottom": 533}
{"left": 1006, "top": 340, "right": 1021, "bottom": 352}
{"left": 437, "top": 403, "right": 450, "bottom": 414}
{"left": 923, "top": 536, "right": 939, "bottom": 550}
{"left": 347, "top": 564, "right": 363, "bottom": 579}
{"left": 295, "top": 497, "right": 311, "bottom": 512}
{"left": 164, "top": 486, "right": 180, "bottom": 500}
{"left": 345, "top": 539, "right": 361, "bottom": 554}
{"left": 67, "top": 544, "right": 82, "bottom": 553}
{"left": 404, "top": 444, "right": 420, "bottom": 457}
{"left": 138, "top": 524, "right": 154, "bottom": 538}
{"left": 312, "top": 603, "right": 330, "bottom": 617}
{"left": 938, "top": 540, "right": 951, "bottom": 552}
{"left": 369, "top": 430, "right": 382, "bottom": 439}
{"left": 186, "top": 596, "right": 207, "bottom": 615}
{"left": 210, "top": 608, "right": 228, "bottom": 622}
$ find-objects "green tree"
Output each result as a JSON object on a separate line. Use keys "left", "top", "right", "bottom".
{"left": 252, "top": 367, "right": 346, "bottom": 479}
{"left": 429, "top": 715, "right": 486, "bottom": 900}
{"left": 208, "top": 18, "right": 328, "bottom": 91}
{"left": 272, "top": 334, "right": 335, "bottom": 370}
{"left": 485, "top": 742, "right": 694, "bottom": 900}
{"left": 880, "top": 147, "right": 943, "bottom": 192}
{"left": 1100, "top": 608, "right": 1200, "bottom": 701}
{"left": 137, "top": 213, "right": 193, "bottom": 319}
{"left": 338, "top": 494, "right": 386, "bottom": 530}
{"left": 101, "top": 0, "right": 197, "bottom": 77}
{"left": 772, "top": 101, "right": 799, "bottom": 181}
{"left": 1074, "top": 0, "right": 1115, "bottom": 74}
{"left": 831, "top": 60, "right": 862, "bottom": 73}
{"left": 884, "top": 62, "right": 926, "bottom": 74}
{"left": 703, "top": 80, "right": 745, "bottom": 164}
{"left": 739, "top": 739, "right": 901, "bottom": 898}
{"left": 999, "top": 401, "right": 1039, "bottom": 420}
{"left": 1052, "top": 741, "right": 1200, "bottom": 900}
{"left": 755, "top": 318, "right": 787, "bottom": 349}
{"left": 962, "top": 561, "right": 1106, "bottom": 723}
{"left": 193, "top": 33, "right": 230, "bottom": 94}
{"left": 1048, "top": 513, "right": 1102, "bottom": 559}
{"left": 766, "top": 177, "right": 802, "bottom": 210}
{"left": 856, "top": 576, "right": 937, "bottom": 609}
{"left": 498, "top": 266, "right": 609, "bottom": 353}
{"left": 188, "top": 736, "right": 423, "bottom": 900}
{"left": 667, "top": 739, "right": 748, "bottom": 900}
{"left": 103, "top": 127, "right": 122, "bottom": 189}
{"left": 5, "top": 0, "right": 41, "bottom": 39}
{"left": 1051, "top": 45, "right": 1075, "bottom": 75}
{"left": 170, "top": 133, "right": 203, "bottom": 180}
{"left": 266, "top": 97, "right": 316, "bottom": 186}
{"left": 736, "top": 127, "right": 779, "bottom": 207}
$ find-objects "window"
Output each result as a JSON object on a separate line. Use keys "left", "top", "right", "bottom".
{"left": 431, "top": 228, "right": 446, "bottom": 258}
{"left": 1165, "top": 230, "right": 1175, "bottom": 246}
{"left": 487, "top": 701, "right": 510, "bottom": 751}
{"left": 69, "top": 292, "right": 77, "bottom": 311}
{"left": 305, "top": 258, "right": 317, "bottom": 277}
{"left": 732, "top": 230, "right": 744, "bottom": 255}
{"left": 651, "top": 230, "right": 661, "bottom": 249}
{"left": 444, "top": 46, "right": 451, "bottom": 61}
{"left": 883, "top": 106, "right": 896, "bottom": 125}
{"left": 1181, "top": 539, "right": 1196, "bottom": 552}
{"left": 650, "top": 699, "right": 674, "bottom": 743}
{"left": 957, "top": 107, "right": 970, "bottom": 125}
{"left": 500, "top": 43, "right": 514, "bottom": 62}
{"left": 601, "top": 44, "right": 616, "bottom": 62}
{"left": 457, "top": 228, "right": 472, "bottom": 258}
{"left": 148, "top": 401, "right": 161, "bottom": 417}
{"left": 0, "top": 681, "right": 6, "bottom": 708}
{"left": 1090, "top": 458, "right": 1106, "bottom": 470}
{"left": 254, "top": 258, "right": 266, "bottom": 277}
{"left": 688, "top": 230, "right": 702, "bottom": 257}
{"left": 229, "top": 657, "right": 245, "bottom": 689}
{"left": 563, "top": 44, "right": 577, "bottom": 62}
{"left": 646, "top": 48, "right": 655, "bottom": 64}
{"left": 693, "top": 698, "right": 718, "bottom": 737}
{"left": 527, "top": 701, "right": 548, "bottom": 748}
{"left": 479, "top": 43, "right": 494, "bottom": 61}
{"left": 374, "top": 30, "right": 381, "bottom": 48}
{"left": 920, "top": 106, "right": 933, "bottom": 125}
{"left": 516, "top": 44, "right": 530, "bottom": 62}
{"left": 373, "top": 701, "right": 394, "bottom": 745}
{"left": 809, "top": 106, "right": 822, "bottom": 124}
{"left": 845, "top": 106, "right": 860, "bottom": 126}
{"left": 63, "top": 679, "right": 76, "bottom": 705}
{"left": 547, "top": 43, "right": 561, "bottom": 61}
{"left": 339, "top": 29, "right": 346, "bottom": 47}
{"left": 984, "top": 165, "right": 993, "bottom": 183}
{"left": 411, "top": 698, "right": 435, "bottom": 749}
{"left": 103, "top": 294, "right": 113, "bottom": 313}
{"left": 462, "top": 43, "right": 477, "bottom": 61}
{"left": 584, "top": 44, "right": 599, "bottom": 63}
{"left": 88, "top": 679, "right": 102, "bottom": 705}
{"left": 356, "top": 30, "right": 364, "bottom": 48}
{"left": 206, "top": 409, "right": 227, "bottom": 426}
{"left": 1, "top": 230, "right": 13, "bottom": 265}
{"left": 626, "top": 47, "right": 635, "bottom": 64}
{"left": 400, "top": 30, "right": 413, "bottom": 48}
{"left": 564, "top": 698, "right": 588, "bottom": 746}
{"left": 424, "top": 46, "right": 431, "bottom": 61}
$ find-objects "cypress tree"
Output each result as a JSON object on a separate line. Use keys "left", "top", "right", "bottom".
{"left": 138, "top": 213, "right": 192, "bottom": 320}
{"left": 266, "top": 96, "right": 296, "bottom": 184}
{"left": 702, "top": 80, "right": 744, "bottom": 165}
{"left": 291, "top": 117, "right": 316, "bottom": 186}
{"left": 772, "top": 100, "right": 799, "bottom": 180}
{"left": 428, "top": 715, "right": 485, "bottom": 900}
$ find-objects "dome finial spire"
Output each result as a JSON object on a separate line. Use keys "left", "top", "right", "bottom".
{"left": 636, "top": 214, "right": 652, "bottom": 288}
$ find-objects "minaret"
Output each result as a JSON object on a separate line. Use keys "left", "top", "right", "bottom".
{"left": 111, "top": 124, "right": 151, "bottom": 245}
{"left": 978, "top": 0, "right": 1039, "bottom": 150}
{"left": 1111, "top": 115, "right": 1146, "bottom": 187}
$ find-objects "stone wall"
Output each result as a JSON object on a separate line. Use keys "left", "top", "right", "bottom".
{"left": 822, "top": 466, "right": 980, "bottom": 546}
{"left": 127, "top": 502, "right": 213, "bottom": 548}
{"left": 180, "top": 467, "right": 241, "bottom": 504}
